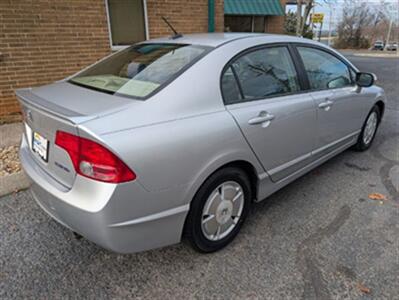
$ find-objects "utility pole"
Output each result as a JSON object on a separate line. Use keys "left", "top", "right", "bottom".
{"left": 318, "top": 21, "right": 323, "bottom": 42}
{"left": 383, "top": 2, "right": 396, "bottom": 50}
{"left": 385, "top": 19, "right": 393, "bottom": 50}
{"left": 327, "top": 3, "right": 333, "bottom": 46}
{"left": 310, "top": 3, "right": 315, "bottom": 38}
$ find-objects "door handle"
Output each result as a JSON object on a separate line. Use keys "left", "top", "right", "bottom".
{"left": 318, "top": 99, "right": 334, "bottom": 110}
{"left": 248, "top": 111, "right": 275, "bottom": 126}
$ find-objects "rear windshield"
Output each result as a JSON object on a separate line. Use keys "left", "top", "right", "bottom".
{"left": 69, "top": 43, "right": 211, "bottom": 99}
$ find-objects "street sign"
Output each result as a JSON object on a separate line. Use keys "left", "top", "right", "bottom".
{"left": 311, "top": 13, "right": 324, "bottom": 24}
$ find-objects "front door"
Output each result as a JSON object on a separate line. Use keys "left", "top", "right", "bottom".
{"left": 221, "top": 45, "right": 317, "bottom": 182}
{"left": 296, "top": 46, "right": 367, "bottom": 154}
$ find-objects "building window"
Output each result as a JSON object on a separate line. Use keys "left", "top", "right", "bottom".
{"left": 225, "top": 16, "right": 252, "bottom": 32}
{"left": 224, "top": 16, "right": 266, "bottom": 33}
{"left": 106, "top": 0, "right": 147, "bottom": 48}
{"left": 253, "top": 16, "right": 265, "bottom": 33}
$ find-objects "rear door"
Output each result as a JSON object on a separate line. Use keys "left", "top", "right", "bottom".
{"left": 222, "top": 45, "right": 317, "bottom": 182}
{"left": 295, "top": 46, "right": 367, "bottom": 155}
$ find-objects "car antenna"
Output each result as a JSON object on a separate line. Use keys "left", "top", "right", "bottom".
{"left": 162, "top": 16, "right": 183, "bottom": 39}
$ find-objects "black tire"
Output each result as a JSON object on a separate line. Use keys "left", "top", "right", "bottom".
{"left": 354, "top": 105, "right": 381, "bottom": 151}
{"left": 184, "top": 167, "right": 252, "bottom": 253}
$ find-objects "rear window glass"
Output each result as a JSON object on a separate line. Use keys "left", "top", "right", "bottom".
{"left": 69, "top": 43, "right": 210, "bottom": 99}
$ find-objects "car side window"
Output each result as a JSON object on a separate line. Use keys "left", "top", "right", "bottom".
{"left": 221, "top": 46, "right": 300, "bottom": 104}
{"left": 221, "top": 67, "right": 242, "bottom": 104}
{"left": 297, "top": 47, "right": 353, "bottom": 90}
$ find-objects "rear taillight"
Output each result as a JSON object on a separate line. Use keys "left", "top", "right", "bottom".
{"left": 55, "top": 131, "right": 136, "bottom": 183}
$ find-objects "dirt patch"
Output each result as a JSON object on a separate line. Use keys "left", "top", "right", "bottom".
{"left": 0, "top": 145, "right": 21, "bottom": 176}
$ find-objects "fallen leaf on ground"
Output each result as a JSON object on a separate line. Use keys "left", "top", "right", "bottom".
{"left": 368, "top": 193, "right": 387, "bottom": 201}
{"left": 357, "top": 282, "right": 371, "bottom": 294}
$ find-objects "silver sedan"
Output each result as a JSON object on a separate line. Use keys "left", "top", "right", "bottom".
{"left": 17, "top": 33, "right": 386, "bottom": 253}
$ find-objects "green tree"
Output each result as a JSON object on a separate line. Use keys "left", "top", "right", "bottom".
{"left": 285, "top": 11, "right": 313, "bottom": 39}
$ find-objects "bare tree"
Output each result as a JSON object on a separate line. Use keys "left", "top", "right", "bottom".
{"left": 364, "top": 9, "right": 389, "bottom": 42}
{"left": 334, "top": 0, "right": 373, "bottom": 49}
{"left": 334, "top": 0, "right": 399, "bottom": 48}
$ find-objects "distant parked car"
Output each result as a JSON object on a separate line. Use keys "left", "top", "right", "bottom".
{"left": 17, "top": 33, "right": 386, "bottom": 253}
{"left": 386, "top": 42, "right": 397, "bottom": 51}
{"left": 373, "top": 41, "right": 385, "bottom": 50}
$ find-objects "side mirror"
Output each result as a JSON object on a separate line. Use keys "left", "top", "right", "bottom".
{"left": 356, "top": 72, "right": 376, "bottom": 88}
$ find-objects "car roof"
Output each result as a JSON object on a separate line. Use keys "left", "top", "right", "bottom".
{"left": 141, "top": 33, "right": 316, "bottom": 48}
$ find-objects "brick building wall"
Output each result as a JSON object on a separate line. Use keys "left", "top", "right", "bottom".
{"left": 147, "top": 0, "right": 224, "bottom": 37}
{"left": 0, "top": 0, "right": 110, "bottom": 122}
{"left": 0, "top": 0, "right": 224, "bottom": 122}
{"left": 265, "top": 16, "right": 285, "bottom": 33}
{"left": 266, "top": 0, "right": 286, "bottom": 33}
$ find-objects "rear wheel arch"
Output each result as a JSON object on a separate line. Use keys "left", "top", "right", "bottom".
{"left": 217, "top": 160, "right": 259, "bottom": 202}
{"left": 187, "top": 158, "right": 261, "bottom": 207}
{"left": 193, "top": 160, "right": 259, "bottom": 204}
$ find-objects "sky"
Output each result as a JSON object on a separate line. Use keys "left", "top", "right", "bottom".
{"left": 286, "top": 0, "right": 399, "bottom": 32}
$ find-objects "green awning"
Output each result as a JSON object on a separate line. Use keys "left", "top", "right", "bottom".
{"left": 224, "top": 0, "right": 285, "bottom": 16}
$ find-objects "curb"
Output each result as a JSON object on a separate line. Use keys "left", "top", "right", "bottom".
{"left": 353, "top": 53, "right": 399, "bottom": 58}
{"left": 0, "top": 171, "right": 31, "bottom": 197}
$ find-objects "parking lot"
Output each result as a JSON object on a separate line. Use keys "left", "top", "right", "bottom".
{"left": 0, "top": 54, "right": 398, "bottom": 299}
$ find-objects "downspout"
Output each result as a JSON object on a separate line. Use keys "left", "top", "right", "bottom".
{"left": 208, "top": 0, "right": 215, "bottom": 32}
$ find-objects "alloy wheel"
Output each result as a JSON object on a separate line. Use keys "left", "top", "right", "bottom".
{"left": 201, "top": 181, "right": 244, "bottom": 241}
{"left": 363, "top": 111, "right": 378, "bottom": 145}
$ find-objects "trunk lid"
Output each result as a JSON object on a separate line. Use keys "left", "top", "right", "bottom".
{"left": 16, "top": 82, "right": 135, "bottom": 188}
{"left": 19, "top": 81, "right": 134, "bottom": 121}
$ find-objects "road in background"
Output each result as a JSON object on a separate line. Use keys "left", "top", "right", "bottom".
{"left": 0, "top": 55, "right": 398, "bottom": 299}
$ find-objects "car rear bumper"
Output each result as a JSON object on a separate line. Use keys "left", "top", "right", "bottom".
{"left": 20, "top": 136, "right": 189, "bottom": 253}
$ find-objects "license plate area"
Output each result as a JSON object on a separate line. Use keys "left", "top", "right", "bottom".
{"left": 32, "top": 131, "right": 49, "bottom": 162}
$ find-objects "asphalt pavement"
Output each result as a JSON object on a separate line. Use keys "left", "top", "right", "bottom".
{"left": 0, "top": 54, "right": 398, "bottom": 299}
